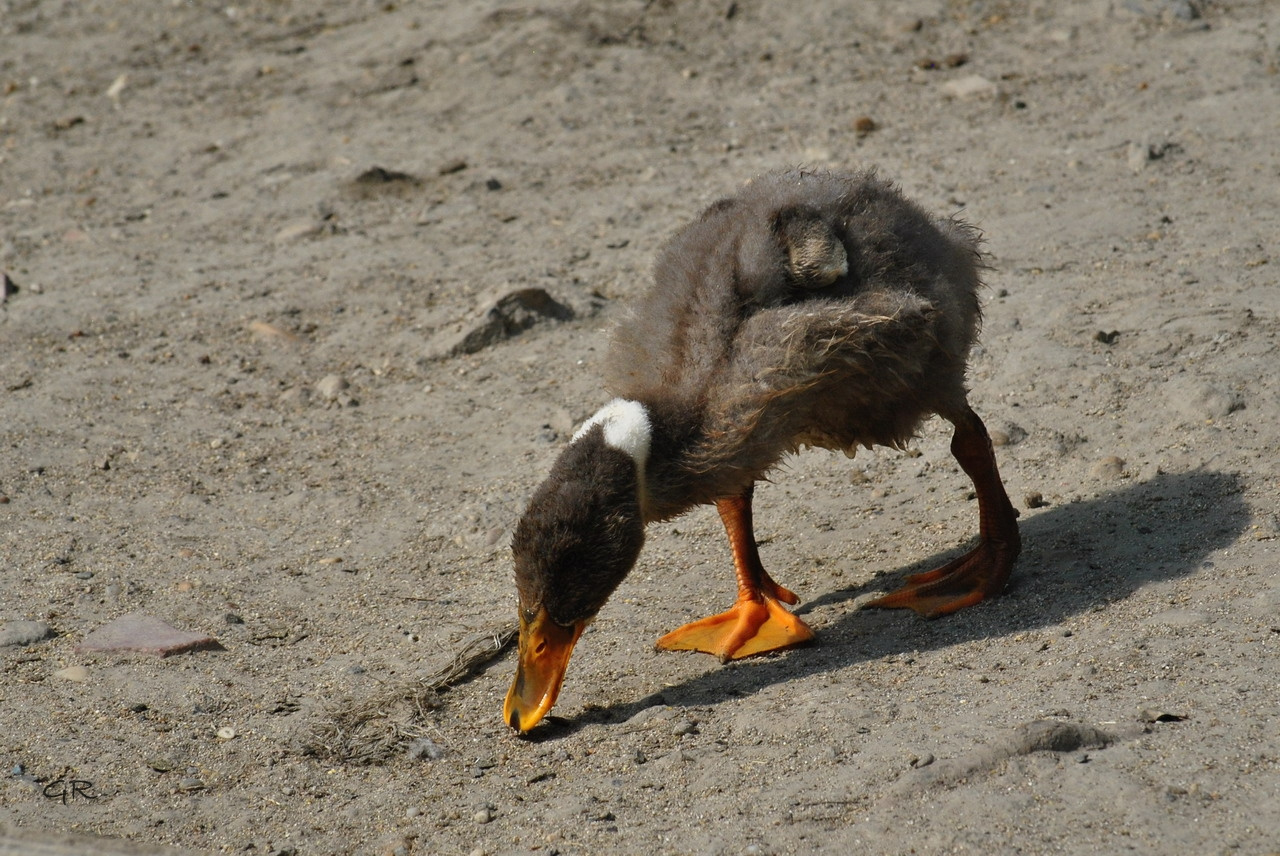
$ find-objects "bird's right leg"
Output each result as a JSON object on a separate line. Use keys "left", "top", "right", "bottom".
{"left": 656, "top": 485, "right": 815, "bottom": 662}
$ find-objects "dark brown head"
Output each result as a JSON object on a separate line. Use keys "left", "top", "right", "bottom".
{"left": 504, "top": 400, "right": 650, "bottom": 732}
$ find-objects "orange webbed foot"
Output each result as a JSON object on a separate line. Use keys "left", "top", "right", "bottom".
{"left": 656, "top": 594, "right": 815, "bottom": 663}
{"left": 867, "top": 405, "right": 1022, "bottom": 619}
{"left": 865, "top": 536, "right": 1018, "bottom": 618}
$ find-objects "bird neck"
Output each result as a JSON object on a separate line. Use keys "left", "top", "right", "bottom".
{"left": 577, "top": 397, "right": 760, "bottom": 523}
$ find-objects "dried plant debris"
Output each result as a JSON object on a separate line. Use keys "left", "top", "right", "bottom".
{"left": 300, "top": 623, "right": 515, "bottom": 765}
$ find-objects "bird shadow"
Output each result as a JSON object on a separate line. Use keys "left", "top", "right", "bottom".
{"left": 533, "top": 468, "right": 1248, "bottom": 737}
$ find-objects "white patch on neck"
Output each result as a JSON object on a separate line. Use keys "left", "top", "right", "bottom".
{"left": 572, "top": 399, "right": 652, "bottom": 467}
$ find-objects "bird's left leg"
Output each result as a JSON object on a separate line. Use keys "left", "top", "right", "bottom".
{"left": 867, "top": 403, "right": 1021, "bottom": 617}
{"left": 656, "top": 485, "right": 815, "bottom": 662}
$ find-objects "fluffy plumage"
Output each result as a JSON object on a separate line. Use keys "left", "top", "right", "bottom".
{"left": 504, "top": 168, "right": 1019, "bottom": 733}
{"left": 606, "top": 168, "right": 983, "bottom": 520}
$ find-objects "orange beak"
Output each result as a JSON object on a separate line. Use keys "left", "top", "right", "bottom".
{"left": 503, "top": 606, "right": 586, "bottom": 733}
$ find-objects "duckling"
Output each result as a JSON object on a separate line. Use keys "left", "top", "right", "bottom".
{"left": 504, "top": 169, "right": 1021, "bottom": 733}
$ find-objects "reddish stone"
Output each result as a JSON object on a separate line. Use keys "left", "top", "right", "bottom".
{"left": 75, "top": 613, "right": 223, "bottom": 657}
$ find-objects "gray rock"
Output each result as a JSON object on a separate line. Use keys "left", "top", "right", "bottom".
{"left": 426, "top": 288, "right": 574, "bottom": 359}
{"left": 0, "top": 619, "right": 54, "bottom": 647}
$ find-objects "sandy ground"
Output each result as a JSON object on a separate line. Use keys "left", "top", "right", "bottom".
{"left": 2, "top": 1, "right": 1279, "bottom": 854}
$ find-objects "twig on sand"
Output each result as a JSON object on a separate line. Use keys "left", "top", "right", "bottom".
{"left": 299, "top": 621, "right": 517, "bottom": 764}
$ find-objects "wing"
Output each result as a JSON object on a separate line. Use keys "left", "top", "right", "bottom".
{"left": 687, "top": 290, "right": 947, "bottom": 474}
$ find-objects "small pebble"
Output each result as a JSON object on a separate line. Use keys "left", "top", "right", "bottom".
{"left": 991, "top": 424, "right": 1027, "bottom": 446}
{"left": 672, "top": 720, "right": 698, "bottom": 737}
{"left": 1139, "top": 708, "right": 1187, "bottom": 723}
{"left": 53, "top": 665, "right": 89, "bottom": 682}
{"left": 273, "top": 219, "right": 323, "bottom": 243}
{"left": 1024, "top": 491, "right": 1048, "bottom": 509}
{"left": 473, "top": 807, "right": 494, "bottom": 824}
{"left": 177, "top": 776, "right": 205, "bottom": 792}
{"left": 909, "top": 752, "right": 935, "bottom": 768}
{"left": 1127, "top": 142, "right": 1151, "bottom": 172}
{"left": 405, "top": 806, "right": 421, "bottom": 819}
{"left": 216, "top": 727, "right": 236, "bottom": 740}
{"left": 315, "top": 374, "right": 349, "bottom": 401}
{"left": 941, "top": 74, "right": 997, "bottom": 100}
{"left": 405, "top": 738, "right": 447, "bottom": 761}
{"left": 1090, "top": 456, "right": 1126, "bottom": 480}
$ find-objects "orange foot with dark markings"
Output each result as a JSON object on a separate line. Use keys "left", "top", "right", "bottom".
{"left": 865, "top": 536, "right": 1019, "bottom": 618}
{"left": 866, "top": 405, "right": 1021, "bottom": 618}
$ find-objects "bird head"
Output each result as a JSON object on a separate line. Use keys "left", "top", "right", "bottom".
{"left": 504, "top": 400, "right": 650, "bottom": 732}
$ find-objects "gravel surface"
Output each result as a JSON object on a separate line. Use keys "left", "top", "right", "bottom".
{"left": 2, "top": 1, "right": 1278, "bottom": 854}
